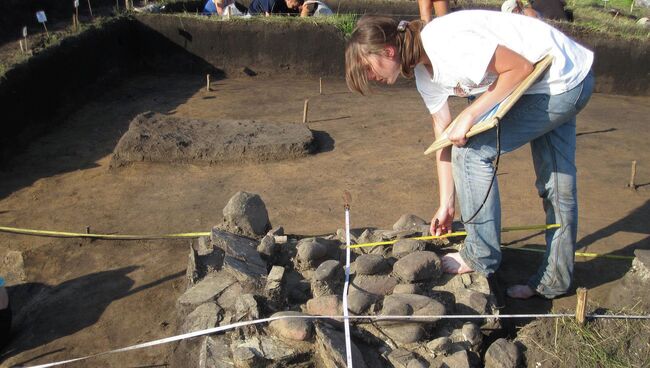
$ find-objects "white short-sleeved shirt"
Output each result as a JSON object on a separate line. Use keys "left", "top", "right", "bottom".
{"left": 415, "top": 10, "right": 594, "bottom": 114}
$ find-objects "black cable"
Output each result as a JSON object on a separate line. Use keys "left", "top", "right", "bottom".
{"left": 462, "top": 118, "right": 501, "bottom": 225}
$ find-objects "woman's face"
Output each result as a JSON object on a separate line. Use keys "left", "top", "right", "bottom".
{"left": 365, "top": 47, "right": 400, "bottom": 85}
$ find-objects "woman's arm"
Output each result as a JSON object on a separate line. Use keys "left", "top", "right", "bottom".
{"left": 447, "top": 45, "right": 534, "bottom": 146}
{"left": 431, "top": 101, "right": 456, "bottom": 236}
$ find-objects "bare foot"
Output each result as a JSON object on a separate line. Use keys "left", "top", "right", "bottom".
{"left": 441, "top": 253, "right": 474, "bottom": 274}
{"left": 506, "top": 284, "right": 536, "bottom": 299}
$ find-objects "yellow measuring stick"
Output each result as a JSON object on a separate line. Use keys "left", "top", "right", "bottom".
{"left": 349, "top": 223, "right": 560, "bottom": 249}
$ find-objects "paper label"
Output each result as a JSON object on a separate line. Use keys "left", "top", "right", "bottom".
{"left": 36, "top": 11, "right": 47, "bottom": 23}
{"left": 74, "top": 0, "right": 80, "bottom": 8}
{"left": 22, "top": 26, "right": 27, "bottom": 37}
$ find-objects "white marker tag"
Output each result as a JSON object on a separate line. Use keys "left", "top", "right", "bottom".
{"left": 74, "top": 0, "right": 80, "bottom": 8}
{"left": 36, "top": 11, "right": 47, "bottom": 23}
{"left": 22, "top": 26, "right": 27, "bottom": 37}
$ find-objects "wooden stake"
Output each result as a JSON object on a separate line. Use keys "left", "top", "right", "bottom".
{"left": 628, "top": 160, "right": 637, "bottom": 189}
{"left": 19, "top": 39, "right": 24, "bottom": 53}
{"left": 87, "top": 0, "right": 94, "bottom": 19}
{"left": 42, "top": 23, "right": 49, "bottom": 38}
{"left": 319, "top": 77, "right": 322, "bottom": 95}
{"left": 73, "top": 14, "right": 77, "bottom": 31}
{"left": 575, "top": 287, "right": 588, "bottom": 325}
{"left": 302, "top": 99, "right": 309, "bottom": 124}
{"left": 206, "top": 74, "right": 211, "bottom": 92}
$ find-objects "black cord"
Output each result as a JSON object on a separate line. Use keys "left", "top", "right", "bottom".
{"left": 461, "top": 118, "right": 501, "bottom": 225}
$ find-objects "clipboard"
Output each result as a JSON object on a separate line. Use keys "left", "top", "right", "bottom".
{"left": 423, "top": 54, "right": 554, "bottom": 155}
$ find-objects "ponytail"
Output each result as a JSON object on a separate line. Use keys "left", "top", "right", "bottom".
{"left": 345, "top": 16, "right": 425, "bottom": 94}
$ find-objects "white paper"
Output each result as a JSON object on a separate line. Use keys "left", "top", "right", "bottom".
{"left": 22, "top": 26, "right": 27, "bottom": 37}
{"left": 74, "top": 0, "right": 80, "bottom": 8}
{"left": 36, "top": 11, "right": 47, "bottom": 23}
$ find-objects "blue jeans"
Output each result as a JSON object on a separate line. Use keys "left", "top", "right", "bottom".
{"left": 452, "top": 71, "right": 594, "bottom": 298}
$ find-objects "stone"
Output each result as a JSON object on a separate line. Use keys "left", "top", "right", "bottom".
{"left": 233, "top": 346, "right": 264, "bottom": 368}
{"left": 306, "top": 295, "right": 342, "bottom": 317}
{"left": 0, "top": 250, "right": 26, "bottom": 284}
{"left": 199, "top": 336, "right": 234, "bottom": 368}
{"left": 347, "top": 288, "right": 378, "bottom": 314}
{"left": 455, "top": 289, "right": 489, "bottom": 315}
{"left": 441, "top": 350, "right": 471, "bottom": 368}
{"left": 386, "top": 348, "right": 416, "bottom": 368}
{"left": 635, "top": 0, "right": 650, "bottom": 8}
{"left": 393, "top": 284, "right": 421, "bottom": 294}
{"left": 296, "top": 238, "right": 330, "bottom": 269}
{"left": 393, "top": 251, "right": 442, "bottom": 283}
{"left": 235, "top": 294, "right": 259, "bottom": 321}
{"left": 352, "top": 274, "right": 398, "bottom": 296}
{"left": 187, "top": 244, "right": 200, "bottom": 286}
{"left": 235, "top": 335, "right": 305, "bottom": 363}
{"left": 265, "top": 266, "right": 285, "bottom": 300}
{"left": 378, "top": 294, "right": 445, "bottom": 344}
{"left": 182, "top": 302, "right": 221, "bottom": 334}
{"left": 269, "top": 311, "right": 313, "bottom": 341}
{"left": 484, "top": 338, "right": 520, "bottom": 368}
{"left": 314, "top": 324, "right": 367, "bottom": 368}
{"left": 393, "top": 214, "right": 428, "bottom": 231}
{"left": 354, "top": 254, "right": 390, "bottom": 275}
{"left": 406, "top": 359, "right": 427, "bottom": 368}
{"left": 427, "top": 337, "right": 452, "bottom": 355}
{"left": 632, "top": 249, "right": 650, "bottom": 282}
{"left": 222, "top": 191, "right": 271, "bottom": 237}
{"left": 314, "top": 260, "right": 342, "bottom": 281}
{"left": 257, "top": 235, "right": 277, "bottom": 259}
{"left": 197, "top": 236, "right": 213, "bottom": 255}
{"left": 211, "top": 229, "right": 267, "bottom": 285}
{"left": 392, "top": 239, "right": 427, "bottom": 258}
{"left": 461, "top": 322, "right": 483, "bottom": 350}
{"left": 267, "top": 226, "right": 285, "bottom": 236}
{"left": 178, "top": 273, "right": 237, "bottom": 311}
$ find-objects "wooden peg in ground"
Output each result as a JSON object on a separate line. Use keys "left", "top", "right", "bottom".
{"left": 575, "top": 287, "right": 588, "bottom": 325}
{"left": 206, "top": 74, "right": 211, "bottom": 92}
{"left": 303, "top": 99, "right": 309, "bottom": 124}
{"left": 319, "top": 78, "right": 322, "bottom": 95}
{"left": 628, "top": 160, "right": 637, "bottom": 190}
{"left": 19, "top": 40, "right": 24, "bottom": 53}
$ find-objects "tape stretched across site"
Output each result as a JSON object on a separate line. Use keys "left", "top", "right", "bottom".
{"left": 424, "top": 54, "right": 554, "bottom": 155}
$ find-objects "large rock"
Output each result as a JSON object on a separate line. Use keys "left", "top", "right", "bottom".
{"left": 181, "top": 302, "right": 221, "bottom": 334}
{"left": 314, "top": 324, "right": 367, "bottom": 368}
{"left": 352, "top": 274, "right": 398, "bottom": 296}
{"left": 211, "top": 229, "right": 266, "bottom": 285}
{"left": 354, "top": 254, "right": 390, "bottom": 275}
{"left": 199, "top": 336, "right": 234, "bottom": 368}
{"left": 393, "top": 214, "right": 428, "bottom": 231}
{"left": 484, "top": 338, "right": 520, "bottom": 368}
{"left": 269, "top": 311, "right": 313, "bottom": 341}
{"left": 233, "top": 346, "right": 265, "bottom": 368}
{"left": 257, "top": 235, "right": 277, "bottom": 259}
{"left": 178, "top": 273, "right": 237, "bottom": 313}
{"left": 347, "top": 288, "right": 378, "bottom": 315}
{"left": 296, "top": 238, "right": 337, "bottom": 269}
{"left": 427, "top": 337, "right": 452, "bottom": 356}
{"left": 306, "top": 295, "right": 342, "bottom": 317}
{"left": 314, "top": 260, "right": 342, "bottom": 281}
{"left": 379, "top": 294, "right": 446, "bottom": 344}
{"left": 386, "top": 348, "right": 417, "bottom": 368}
{"left": 222, "top": 191, "right": 271, "bottom": 237}
{"left": 441, "top": 350, "right": 471, "bottom": 368}
{"left": 265, "top": 266, "right": 286, "bottom": 303}
{"left": 392, "top": 239, "right": 427, "bottom": 259}
{"left": 393, "top": 284, "right": 421, "bottom": 294}
{"left": 234, "top": 335, "right": 307, "bottom": 364}
{"left": 393, "top": 251, "right": 442, "bottom": 282}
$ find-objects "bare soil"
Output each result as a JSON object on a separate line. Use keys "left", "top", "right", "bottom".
{"left": 0, "top": 75, "right": 649, "bottom": 367}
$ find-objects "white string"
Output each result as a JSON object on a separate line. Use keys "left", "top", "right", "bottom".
{"left": 342, "top": 206, "right": 353, "bottom": 367}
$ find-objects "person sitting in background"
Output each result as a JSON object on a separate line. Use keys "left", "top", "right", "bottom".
{"left": 302, "top": 0, "right": 333, "bottom": 16}
{"left": 501, "top": 0, "right": 541, "bottom": 18}
{"left": 247, "top": 0, "right": 308, "bottom": 16}
{"left": 0, "top": 277, "right": 11, "bottom": 349}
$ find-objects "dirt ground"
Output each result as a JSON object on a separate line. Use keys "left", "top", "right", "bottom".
{"left": 0, "top": 74, "right": 649, "bottom": 367}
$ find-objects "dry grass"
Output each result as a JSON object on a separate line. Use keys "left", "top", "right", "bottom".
{"left": 517, "top": 307, "right": 650, "bottom": 368}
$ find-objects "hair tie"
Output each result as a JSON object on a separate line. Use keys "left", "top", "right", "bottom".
{"left": 397, "top": 20, "right": 409, "bottom": 32}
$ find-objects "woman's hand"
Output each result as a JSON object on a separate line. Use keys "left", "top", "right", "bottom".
{"left": 430, "top": 204, "right": 455, "bottom": 236}
{"left": 447, "top": 112, "right": 475, "bottom": 147}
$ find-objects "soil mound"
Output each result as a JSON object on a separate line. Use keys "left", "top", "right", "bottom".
{"left": 110, "top": 112, "right": 316, "bottom": 168}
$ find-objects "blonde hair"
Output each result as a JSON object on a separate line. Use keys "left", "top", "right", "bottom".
{"left": 345, "top": 16, "right": 425, "bottom": 95}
